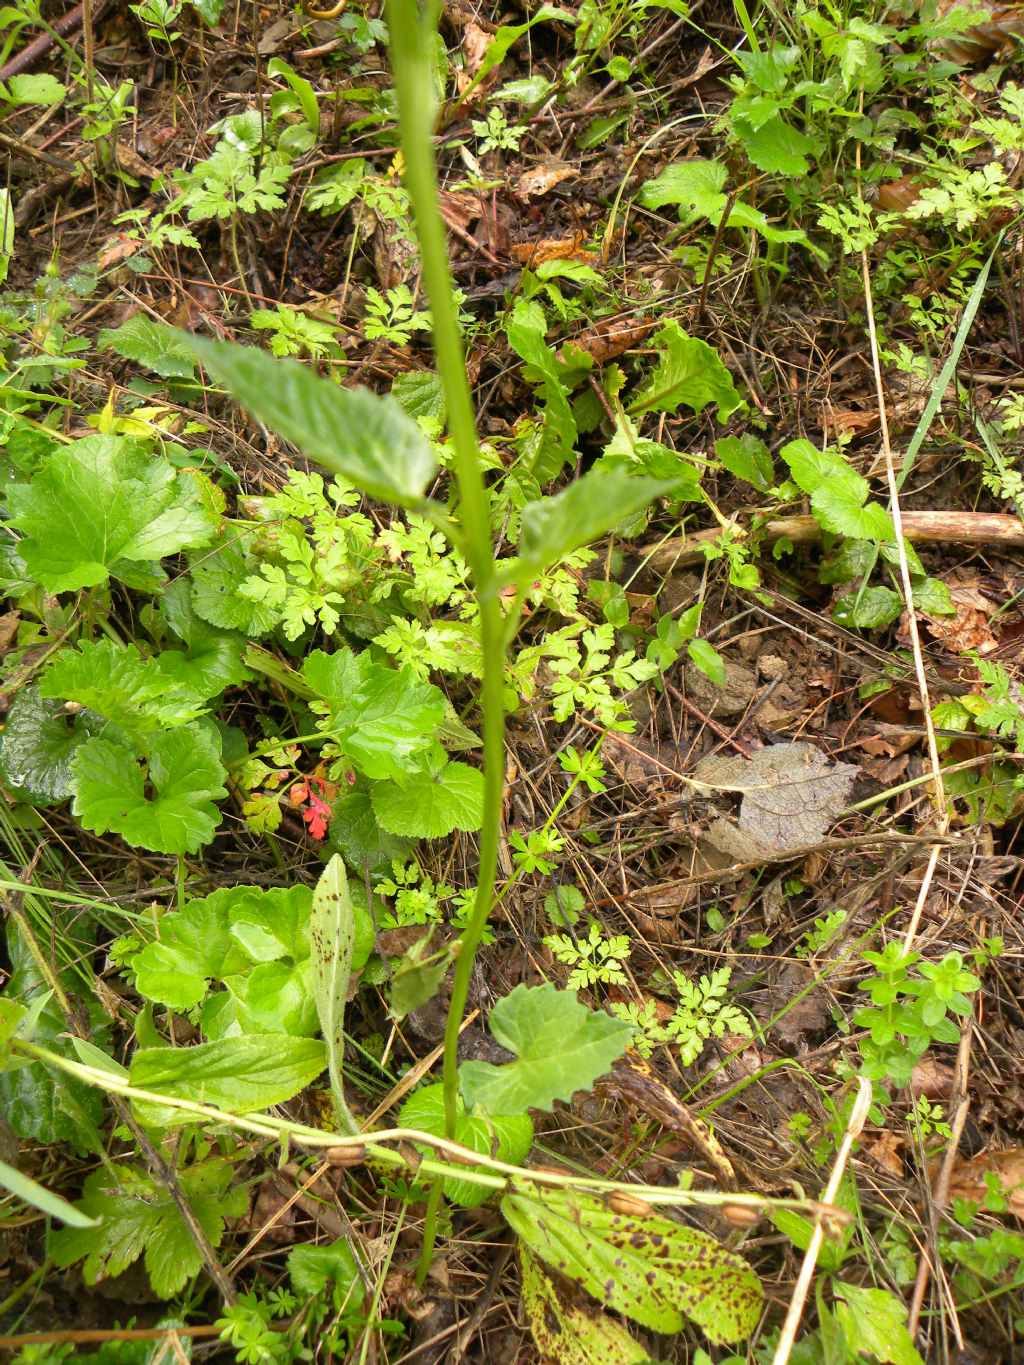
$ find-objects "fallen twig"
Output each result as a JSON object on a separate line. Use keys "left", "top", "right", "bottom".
{"left": 641, "top": 510, "right": 1024, "bottom": 573}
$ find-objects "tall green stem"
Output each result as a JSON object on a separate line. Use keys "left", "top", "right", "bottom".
{"left": 385, "top": 0, "right": 507, "bottom": 1273}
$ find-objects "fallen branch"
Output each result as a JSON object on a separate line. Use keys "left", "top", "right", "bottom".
{"left": 642, "top": 510, "right": 1024, "bottom": 572}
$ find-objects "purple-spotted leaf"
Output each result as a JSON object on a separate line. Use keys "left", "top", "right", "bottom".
{"left": 310, "top": 856, "right": 358, "bottom": 1134}
{"left": 502, "top": 1186, "right": 763, "bottom": 1343}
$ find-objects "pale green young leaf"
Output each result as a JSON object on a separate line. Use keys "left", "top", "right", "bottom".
{"left": 302, "top": 648, "right": 446, "bottom": 781}
{"left": 130, "top": 1035, "right": 326, "bottom": 1115}
{"left": 99, "top": 315, "right": 197, "bottom": 379}
{"left": 811, "top": 486, "right": 894, "bottom": 541}
{"left": 40, "top": 639, "right": 207, "bottom": 735}
{"left": 371, "top": 760, "right": 484, "bottom": 837}
{"left": 182, "top": 334, "right": 438, "bottom": 505}
{"left": 459, "top": 982, "right": 632, "bottom": 1114}
{"left": 511, "top": 468, "right": 677, "bottom": 584}
{"left": 310, "top": 856, "right": 359, "bottom": 1134}
{"left": 833, "top": 1282, "right": 924, "bottom": 1365}
{"left": 71, "top": 725, "right": 227, "bottom": 855}
{"left": 2, "top": 72, "right": 66, "bottom": 104}
{"left": 0, "top": 1157, "right": 99, "bottom": 1228}
{"left": 6, "top": 436, "right": 218, "bottom": 592}
{"left": 502, "top": 1186, "right": 763, "bottom": 1342}
{"left": 400, "top": 1081, "right": 533, "bottom": 1207}
{"left": 51, "top": 1161, "right": 246, "bottom": 1297}
{"left": 781, "top": 437, "right": 851, "bottom": 493}
{"left": 627, "top": 323, "right": 743, "bottom": 420}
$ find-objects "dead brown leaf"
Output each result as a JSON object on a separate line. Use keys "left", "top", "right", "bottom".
{"left": 564, "top": 316, "right": 657, "bottom": 366}
{"left": 920, "top": 579, "right": 999, "bottom": 655}
{"left": 461, "top": 20, "right": 492, "bottom": 73}
{"left": 866, "top": 1130, "right": 904, "bottom": 1177}
{"left": 0, "top": 612, "right": 19, "bottom": 656}
{"left": 510, "top": 234, "right": 591, "bottom": 267}
{"left": 438, "top": 190, "right": 483, "bottom": 232}
{"left": 516, "top": 161, "right": 577, "bottom": 199}
{"left": 693, "top": 742, "right": 860, "bottom": 853}
{"left": 911, "top": 1056, "right": 956, "bottom": 1099}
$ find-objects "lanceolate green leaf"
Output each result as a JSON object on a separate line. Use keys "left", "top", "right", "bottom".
{"left": 506, "top": 300, "right": 578, "bottom": 481}
{"left": 130, "top": 1035, "right": 326, "bottom": 1115}
{"left": 310, "top": 856, "right": 358, "bottom": 1135}
{"left": 459, "top": 983, "right": 632, "bottom": 1115}
{"left": 502, "top": 1186, "right": 763, "bottom": 1343}
{"left": 182, "top": 334, "right": 438, "bottom": 505}
{"left": 512, "top": 468, "right": 676, "bottom": 584}
{"left": 0, "top": 1156, "right": 99, "bottom": 1228}
{"left": 6, "top": 435, "right": 218, "bottom": 593}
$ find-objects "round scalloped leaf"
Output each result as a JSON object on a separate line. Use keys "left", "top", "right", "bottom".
{"left": 370, "top": 761, "right": 483, "bottom": 837}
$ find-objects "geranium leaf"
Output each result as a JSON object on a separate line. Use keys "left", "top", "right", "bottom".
{"left": 51, "top": 1160, "right": 246, "bottom": 1298}
{"left": 459, "top": 983, "right": 632, "bottom": 1114}
{"left": 6, "top": 435, "right": 218, "bottom": 592}
{"left": 0, "top": 686, "right": 108, "bottom": 805}
{"left": 71, "top": 725, "right": 227, "bottom": 855}
{"left": 182, "top": 334, "right": 438, "bottom": 505}
{"left": 302, "top": 648, "right": 446, "bottom": 781}
{"left": 40, "top": 639, "right": 207, "bottom": 736}
{"left": 189, "top": 534, "right": 281, "bottom": 636}
{"left": 833, "top": 1282, "right": 924, "bottom": 1365}
{"left": 627, "top": 322, "right": 743, "bottom": 420}
{"left": 310, "top": 856, "right": 359, "bottom": 1134}
{"left": 502, "top": 1186, "right": 763, "bottom": 1343}
{"left": 371, "top": 760, "right": 484, "bottom": 838}
{"left": 812, "top": 485, "right": 894, "bottom": 540}
{"left": 130, "top": 1035, "right": 326, "bottom": 1116}
{"left": 399, "top": 1081, "right": 533, "bottom": 1208}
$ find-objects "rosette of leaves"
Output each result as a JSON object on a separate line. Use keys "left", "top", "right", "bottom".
{"left": 126, "top": 882, "right": 375, "bottom": 1039}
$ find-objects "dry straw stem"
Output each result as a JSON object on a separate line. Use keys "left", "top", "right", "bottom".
{"left": 771, "top": 1077, "right": 874, "bottom": 1365}
{"left": 641, "top": 509, "right": 1024, "bottom": 573}
{"left": 907, "top": 1021, "right": 975, "bottom": 1345}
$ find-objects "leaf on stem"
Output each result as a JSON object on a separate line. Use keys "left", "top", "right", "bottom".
{"left": 181, "top": 334, "right": 438, "bottom": 505}
{"left": 503, "top": 1185, "right": 763, "bottom": 1342}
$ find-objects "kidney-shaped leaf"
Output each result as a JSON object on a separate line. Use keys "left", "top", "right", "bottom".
{"left": 503, "top": 1185, "right": 763, "bottom": 1343}
{"left": 183, "top": 334, "right": 437, "bottom": 505}
{"left": 399, "top": 1081, "right": 533, "bottom": 1207}
{"left": 459, "top": 983, "right": 632, "bottom": 1115}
